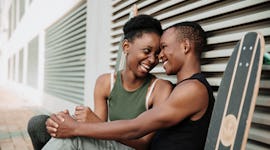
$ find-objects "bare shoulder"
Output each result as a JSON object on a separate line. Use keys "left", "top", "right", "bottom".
{"left": 174, "top": 79, "right": 207, "bottom": 95}
{"left": 150, "top": 78, "right": 173, "bottom": 105}
{"left": 95, "top": 73, "right": 112, "bottom": 93}
{"left": 155, "top": 78, "right": 172, "bottom": 88}
{"left": 95, "top": 73, "right": 111, "bottom": 85}
{"left": 171, "top": 79, "right": 208, "bottom": 111}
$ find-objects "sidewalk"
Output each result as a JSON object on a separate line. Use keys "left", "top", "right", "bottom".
{"left": 0, "top": 87, "right": 41, "bottom": 150}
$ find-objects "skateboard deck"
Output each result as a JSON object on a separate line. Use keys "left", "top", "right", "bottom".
{"left": 204, "top": 32, "right": 265, "bottom": 150}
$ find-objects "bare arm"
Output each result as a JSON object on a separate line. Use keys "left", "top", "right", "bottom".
{"left": 118, "top": 79, "right": 172, "bottom": 149}
{"left": 53, "top": 80, "right": 208, "bottom": 141}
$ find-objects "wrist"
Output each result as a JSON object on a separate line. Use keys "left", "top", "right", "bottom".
{"left": 73, "top": 122, "right": 80, "bottom": 136}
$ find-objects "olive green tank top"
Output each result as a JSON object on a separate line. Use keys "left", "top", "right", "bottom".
{"left": 108, "top": 71, "right": 154, "bottom": 121}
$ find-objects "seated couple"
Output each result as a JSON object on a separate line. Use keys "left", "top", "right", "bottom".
{"left": 28, "top": 15, "right": 214, "bottom": 150}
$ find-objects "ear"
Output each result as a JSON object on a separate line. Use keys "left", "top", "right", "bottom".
{"left": 182, "top": 38, "right": 191, "bottom": 54}
{"left": 122, "top": 39, "right": 130, "bottom": 54}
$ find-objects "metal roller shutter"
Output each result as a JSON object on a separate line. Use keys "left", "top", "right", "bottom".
{"left": 110, "top": 0, "right": 270, "bottom": 149}
{"left": 44, "top": 2, "right": 87, "bottom": 104}
{"left": 27, "top": 36, "right": 39, "bottom": 88}
{"left": 18, "top": 49, "right": 23, "bottom": 83}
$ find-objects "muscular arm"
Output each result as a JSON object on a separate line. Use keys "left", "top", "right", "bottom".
{"left": 77, "top": 74, "right": 172, "bottom": 149}
{"left": 71, "top": 80, "right": 208, "bottom": 140}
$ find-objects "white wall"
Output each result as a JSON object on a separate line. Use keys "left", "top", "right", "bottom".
{"left": 1, "top": 0, "right": 112, "bottom": 113}
{"left": 1, "top": 0, "right": 84, "bottom": 108}
{"left": 84, "top": 0, "right": 112, "bottom": 109}
{"left": 43, "top": 0, "right": 112, "bottom": 113}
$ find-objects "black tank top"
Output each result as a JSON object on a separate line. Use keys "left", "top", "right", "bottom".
{"left": 150, "top": 73, "right": 215, "bottom": 150}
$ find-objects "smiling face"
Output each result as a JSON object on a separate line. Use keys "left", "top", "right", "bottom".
{"left": 159, "top": 27, "right": 185, "bottom": 75}
{"left": 123, "top": 32, "right": 160, "bottom": 77}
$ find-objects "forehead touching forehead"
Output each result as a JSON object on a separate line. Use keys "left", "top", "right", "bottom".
{"left": 161, "top": 28, "right": 177, "bottom": 43}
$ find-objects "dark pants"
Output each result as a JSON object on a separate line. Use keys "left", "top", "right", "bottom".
{"left": 27, "top": 115, "right": 51, "bottom": 150}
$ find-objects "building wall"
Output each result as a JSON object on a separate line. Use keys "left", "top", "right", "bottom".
{"left": 0, "top": 0, "right": 269, "bottom": 148}
{"left": 109, "top": 0, "right": 270, "bottom": 149}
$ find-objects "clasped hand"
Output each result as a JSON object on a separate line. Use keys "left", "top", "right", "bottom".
{"left": 46, "top": 106, "right": 95, "bottom": 138}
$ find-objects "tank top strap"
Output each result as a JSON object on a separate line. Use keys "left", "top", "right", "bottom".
{"left": 110, "top": 71, "right": 115, "bottom": 92}
{"left": 176, "top": 73, "right": 201, "bottom": 85}
{"left": 145, "top": 78, "right": 159, "bottom": 110}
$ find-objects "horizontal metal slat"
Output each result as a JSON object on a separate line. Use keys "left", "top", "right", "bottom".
{"left": 46, "top": 27, "right": 86, "bottom": 50}
{"left": 202, "top": 49, "right": 233, "bottom": 59}
{"left": 142, "top": 0, "right": 184, "bottom": 15}
{"left": 46, "top": 38, "right": 85, "bottom": 55}
{"left": 201, "top": 63, "right": 227, "bottom": 72}
{"left": 46, "top": 19, "right": 87, "bottom": 45}
{"left": 45, "top": 66, "right": 84, "bottom": 72}
{"left": 208, "top": 28, "right": 270, "bottom": 45}
{"left": 248, "top": 126, "right": 270, "bottom": 145}
{"left": 45, "top": 61, "right": 84, "bottom": 69}
{"left": 45, "top": 83, "right": 83, "bottom": 94}
{"left": 47, "top": 3, "right": 87, "bottom": 34}
{"left": 161, "top": 0, "right": 267, "bottom": 29}
{"left": 46, "top": 44, "right": 85, "bottom": 58}
{"left": 157, "top": 0, "right": 218, "bottom": 21}
{"left": 112, "top": 0, "right": 122, "bottom": 7}
{"left": 45, "top": 71, "right": 84, "bottom": 77}
{"left": 112, "top": 0, "right": 159, "bottom": 21}
{"left": 44, "top": 80, "right": 83, "bottom": 88}
{"left": 47, "top": 11, "right": 86, "bottom": 37}
{"left": 256, "top": 95, "right": 270, "bottom": 107}
{"left": 44, "top": 76, "right": 84, "bottom": 82}
{"left": 203, "top": 10, "right": 270, "bottom": 32}
{"left": 110, "top": 36, "right": 121, "bottom": 45}
{"left": 112, "top": 0, "right": 136, "bottom": 14}
{"left": 45, "top": 55, "right": 84, "bottom": 65}
{"left": 252, "top": 110, "right": 270, "bottom": 126}
{"left": 46, "top": 48, "right": 85, "bottom": 62}
{"left": 45, "top": 88, "right": 83, "bottom": 103}
{"left": 246, "top": 140, "right": 270, "bottom": 150}
{"left": 260, "top": 80, "right": 270, "bottom": 89}
{"left": 111, "top": 0, "right": 185, "bottom": 30}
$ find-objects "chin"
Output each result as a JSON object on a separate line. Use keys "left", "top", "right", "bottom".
{"left": 165, "top": 70, "right": 172, "bottom": 75}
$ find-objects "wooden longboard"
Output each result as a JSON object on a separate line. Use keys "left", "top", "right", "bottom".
{"left": 204, "top": 32, "right": 265, "bottom": 150}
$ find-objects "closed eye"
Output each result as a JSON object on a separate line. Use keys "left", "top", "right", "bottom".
{"left": 160, "top": 44, "right": 167, "bottom": 50}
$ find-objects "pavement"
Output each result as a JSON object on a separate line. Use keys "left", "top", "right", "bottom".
{"left": 0, "top": 86, "right": 43, "bottom": 150}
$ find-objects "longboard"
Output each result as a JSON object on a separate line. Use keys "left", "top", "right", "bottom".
{"left": 204, "top": 32, "right": 265, "bottom": 150}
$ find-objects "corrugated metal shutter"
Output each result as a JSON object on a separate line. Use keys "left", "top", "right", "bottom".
{"left": 27, "top": 36, "right": 39, "bottom": 88}
{"left": 110, "top": 0, "right": 270, "bottom": 149}
{"left": 44, "top": 2, "right": 87, "bottom": 104}
{"left": 19, "top": 0, "right": 25, "bottom": 21}
{"left": 8, "top": 58, "right": 11, "bottom": 80}
{"left": 18, "top": 48, "right": 23, "bottom": 83}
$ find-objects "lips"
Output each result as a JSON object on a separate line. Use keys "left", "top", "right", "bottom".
{"left": 140, "top": 63, "right": 151, "bottom": 72}
{"left": 163, "top": 60, "right": 168, "bottom": 67}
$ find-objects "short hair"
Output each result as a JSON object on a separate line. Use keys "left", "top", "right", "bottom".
{"left": 123, "top": 14, "right": 163, "bottom": 42}
{"left": 165, "top": 21, "right": 207, "bottom": 58}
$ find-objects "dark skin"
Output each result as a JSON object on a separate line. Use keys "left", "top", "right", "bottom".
{"left": 47, "top": 27, "right": 208, "bottom": 146}
{"left": 46, "top": 32, "right": 172, "bottom": 150}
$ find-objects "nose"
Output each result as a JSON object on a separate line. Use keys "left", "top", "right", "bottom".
{"left": 158, "top": 50, "right": 164, "bottom": 62}
{"left": 148, "top": 54, "right": 156, "bottom": 64}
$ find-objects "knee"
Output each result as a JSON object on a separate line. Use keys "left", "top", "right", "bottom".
{"left": 27, "top": 114, "right": 49, "bottom": 135}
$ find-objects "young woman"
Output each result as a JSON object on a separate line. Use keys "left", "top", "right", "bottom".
{"left": 28, "top": 14, "right": 172, "bottom": 150}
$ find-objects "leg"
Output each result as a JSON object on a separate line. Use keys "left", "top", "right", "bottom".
{"left": 27, "top": 115, "right": 51, "bottom": 150}
{"left": 42, "top": 136, "right": 134, "bottom": 150}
